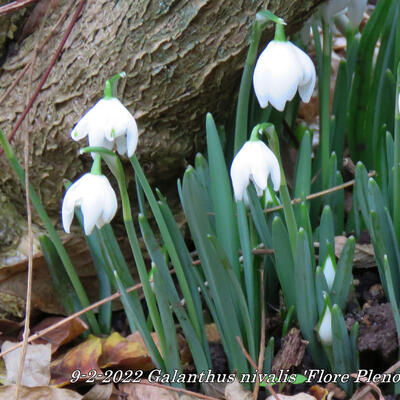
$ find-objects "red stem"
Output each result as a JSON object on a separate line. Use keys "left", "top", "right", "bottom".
{"left": 0, "top": 0, "right": 39, "bottom": 17}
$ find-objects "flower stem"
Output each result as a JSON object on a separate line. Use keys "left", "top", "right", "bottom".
{"left": 274, "top": 22, "right": 286, "bottom": 42}
{"left": 104, "top": 71, "right": 126, "bottom": 99}
{"left": 130, "top": 155, "right": 203, "bottom": 340}
{"left": 0, "top": 129, "right": 101, "bottom": 334}
{"left": 263, "top": 124, "right": 298, "bottom": 254}
{"left": 320, "top": 20, "right": 333, "bottom": 190}
{"left": 90, "top": 153, "right": 102, "bottom": 175}
{"left": 394, "top": 62, "right": 400, "bottom": 241}
{"left": 109, "top": 153, "right": 167, "bottom": 357}
{"left": 234, "top": 20, "right": 262, "bottom": 154}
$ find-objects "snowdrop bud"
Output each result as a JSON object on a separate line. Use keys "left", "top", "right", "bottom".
{"left": 253, "top": 40, "right": 316, "bottom": 111}
{"left": 230, "top": 139, "right": 281, "bottom": 202}
{"left": 62, "top": 173, "right": 117, "bottom": 235}
{"left": 322, "top": 253, "right": 336, "bottom": 291}
{"left": 318, "top": 303, "right": 333, "bottom": 346}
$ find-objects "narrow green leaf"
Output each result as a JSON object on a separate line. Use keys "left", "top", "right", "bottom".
{"left": 272, "top": 216, "right": 295, "bottom": 309}
{"left": 331, "top": 237, "right": 355, "bottom": 310}
{"left": 39, "top": 235, "right": 81, "bottom": 316}
{"left": 206, "top": 113, "right": 240, "bottom": 278}
{"left": 319, "top": 205, "right": 334, "bottom": 264}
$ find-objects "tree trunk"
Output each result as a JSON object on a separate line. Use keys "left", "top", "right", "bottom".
{"left": 0, "top": 0, "right": 322, "bottom": 264}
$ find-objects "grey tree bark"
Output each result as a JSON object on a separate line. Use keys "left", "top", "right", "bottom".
{"left": 0, "top": 0, "right": 322, "bottom": 264}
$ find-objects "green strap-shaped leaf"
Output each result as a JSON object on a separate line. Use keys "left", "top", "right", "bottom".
{"left": 331, "top": 237, "right": 355, "bottom": 310}
{"left": 206, "top": 113, "right": 241, "bottom": 278}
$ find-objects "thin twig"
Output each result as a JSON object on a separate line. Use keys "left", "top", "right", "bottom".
{"left": 0, "top": 1, "right": 74, "bottom": 106}
{"left": 350, "top": 374, "right": 384, "bottom": 400}
{"left": 350, "top": 360, "right": 400, "bottom": 400}
{"left": 138, "top": 381, "right": 219, "bottom": 400}
{"left": 14, "top": 20, "right": 43, "bottom": 398}
{"left": 253, "top": 267, "right": 266, "bottom": 400}
{"left": 236, "top": 336, "right": 280, "bottom": 400}
{"left": 0, "top": 281, "right": 143, "bottom": 359}
{"left": 263, "top": 171, "right": 376, "bottom": 214}
{"left": 0, "top": 0, "right": 39, "bottom": 17}
{"left": 206, "top": 171, "right": 376, "bottom": 218}
{"left": 0, "top": 0, "right": 87, "bottom": 156}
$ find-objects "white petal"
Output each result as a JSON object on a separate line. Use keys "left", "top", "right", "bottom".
{"left": 115, "top": 135, "right": 127, "bottom": 155}
{"left": 81, "top": 193, "right": 103, "bottom": 236}
{"left": 254, "top": 141, "right": 281, "bottom": 191}
{"left": 126, "top": 118, "right": 139, "bottom": 157}
{"left": 253, "top": 41, "right": 303, "bottom": 111}
{"left": 61, "top": 174, "right": 90, "bottom": 233}
{"left": 61, "top": 192, "right": 77, "bottom": 233}
{"left": 288, "top": 42, "right": 316, "bottom": 103}
{"left": 250, "top": 142, "right": 271, "bottom": 191}
{"left": 71, "top": 115, "right": 89, "bottom": 141}
{"left": 320, "top": 0, "right": 350, "bottom": 23}
{"left": 348, "top": 0, "right": 367, "bottom": 27}
{"left": 100, "top": 178, "right": 118, "bottom": 224}
{"left": 230, "top": 143, "right": 252, "bottom": 201}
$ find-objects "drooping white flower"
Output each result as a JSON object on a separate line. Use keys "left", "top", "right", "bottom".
{"left": 322, "top": 254, "right": 336, "bottom": 291}
{"left": 71, "top": 97, "right": 138, "bottom": 157}
{"left": 62, "top": 173, "right": 118, "bottom": 235}
{"left": 320, "top": 0, "right": 367, "bottom": 27}
{"left": 230, "top": 140, "right": 281, "bottom": 201}
{"left": 318, "top": 304, "right": 333, "bottom": 345}
{"left": 253, "top": 40, "right": 316, "bottom": 111}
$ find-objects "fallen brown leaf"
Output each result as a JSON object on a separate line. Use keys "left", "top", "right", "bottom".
{"left": 224, "top": 380, "right": 252, "bottom": 400}
{"left": 325, "top": 383, "right": 346, "bottom": 400}
{"left": 99, "top": 331, "right": 153, "bottom": 371}
{"left": 266, "top": 394, "right": 316, "bottom": 400}
{"left": 2, "top": 341, "right": 51, "bottom": 387}
{"left": 82, "top": 383, "right": 114, "bottom": 400}
{"left": 29, "top": 316, "right": 88, "bottom": 354}
{"left": 0, "top": 384, "right": 82, "bottom": 399}
{"left": 334, "top": 236, "right": 375, "bottom": 269}
{"left": 51, "top": 335, "right": 102, "bottom": 386}
{"left": 309, "top": 385, "right": 328, "bottom": 400}
{"left": 120, "top": 380, "right": 179, "bottom": 400}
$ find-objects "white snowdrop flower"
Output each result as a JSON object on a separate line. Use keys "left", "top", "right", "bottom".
{"left": 322, "top": 254, "right": 336, "bottom": 290}
{"left": 71, "top": 97, "right": 138, "bottom": 157}
{"left": 62, "top": 173, "right": 117, "bottom": 235}
{"left": 320, "top": 0, "right": 367, "bottom": 27}
{"left": 347, "top": 0, "right": 367, "bottom": 27}
{"left": 253, "top": 40, "right": 316, "bottom": 111}
{"left": 318, "top": 305, "right": 333, "bottom": 345}
{"left": 230, "top": 140, "right": 281, "bottom": 202}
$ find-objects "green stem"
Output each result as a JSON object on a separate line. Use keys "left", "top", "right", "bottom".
{"left": 104, "top": 71, "right": 126, "bottom": 99}
{"left": 234, "top": 21, "right": 262, "bottom": 154}
{"left": 0, "top": 129, "right": 101, "bottom": 334}
{"left": 90, "top": 154, "right": 102, "bottom": 175}
{"left": 264, "top": 124, "right": 298, "bottom": 254}
{"left": 320, "top": 20, "right": 332, "bottom": 190}
{"left": 274, "top": 22, "right": 286, "bottom": 41}
{"left": 110, "top": 153, "right": 167, "bottom": 356}
{"left": 130, "top": 156, "right": 202, "bottom": 340}
{"left": 394, "top": 62, "right": 400, "bottom": 241}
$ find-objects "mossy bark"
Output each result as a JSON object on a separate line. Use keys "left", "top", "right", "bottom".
{"left": 0, "top": 0, "right": 322, "bottom": 264}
